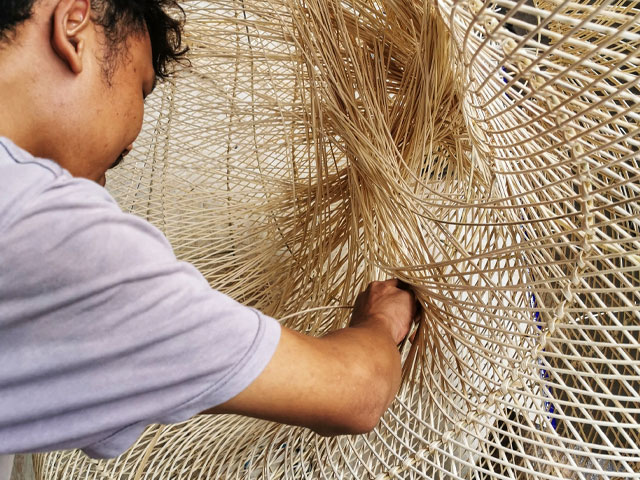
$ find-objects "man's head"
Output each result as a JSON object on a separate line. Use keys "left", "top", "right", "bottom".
{"left": 0, "top": 0, "right": 187, "bottom": 185}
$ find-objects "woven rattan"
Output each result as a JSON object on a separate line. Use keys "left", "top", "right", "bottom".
{"left": 36, "top": 0, "right": 639, "bottom": 477}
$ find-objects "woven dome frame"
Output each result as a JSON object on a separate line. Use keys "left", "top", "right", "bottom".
{"left": 36, "top": 0, "right": 639, "bottom": 478}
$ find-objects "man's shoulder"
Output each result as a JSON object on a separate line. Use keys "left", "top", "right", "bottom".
{"left": 0, "top": 136, "right": 175, "bottom": 276}
{"left": 0, "top": 137, "right": 66, "bottom": 209}
{"left": 0, "top": 137, "right": 117, "bottom": 232}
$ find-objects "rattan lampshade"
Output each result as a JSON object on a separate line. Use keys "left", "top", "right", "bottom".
{"left": 36, "top": 0, "right": 639, "bottom": 477}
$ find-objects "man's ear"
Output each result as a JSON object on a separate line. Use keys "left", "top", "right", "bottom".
{"left": 51, "top": 0, "right": 92, "bottom": 74}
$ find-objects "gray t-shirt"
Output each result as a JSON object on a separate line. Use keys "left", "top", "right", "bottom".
{"left": 0, "top": 138, "right": 281, "bottom": 458}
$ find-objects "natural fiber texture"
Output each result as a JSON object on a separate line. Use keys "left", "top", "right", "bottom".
{"left": 35, "top": 0, "right": 639, "bottom": 477}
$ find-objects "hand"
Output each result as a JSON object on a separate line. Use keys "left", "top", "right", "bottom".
{"left": 350, "top": 279, "right": 418, "bottom": 344}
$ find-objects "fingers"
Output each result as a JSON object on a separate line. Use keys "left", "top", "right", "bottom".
{"left": 386, "top": 279, "right": 423, "bottom": 336}
{"left": 388, "top": 279, "right": 420, "bottom": 318}
{"left": 356, "top": 279, "right": 420, "bottom": 343}
{"left": 368, "top": 278, "right": 408, "bottom": 294}
{"left": 364, "top": 279, "right": 418, "bottom": 309}
{"left": 366, "top": 279, "right": 397, "bottom": 291}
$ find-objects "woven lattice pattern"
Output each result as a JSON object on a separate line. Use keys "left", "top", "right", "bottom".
{"left": 36, "top": 0, "right": 639, "bottom": 478}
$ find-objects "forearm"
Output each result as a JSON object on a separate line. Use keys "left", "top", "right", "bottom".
{"left": 207, "top": 325, "right": 402, "bottom": 435}
{"left": 319, "top": 324, "right": 402, "bottom": 424}
{"left": 207, "top": 279, "right": 415, "bottom": 436}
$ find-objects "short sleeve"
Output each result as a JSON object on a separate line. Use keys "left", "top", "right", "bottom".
{"left": 0, "top": 165, "right": 281, "bottom": 458}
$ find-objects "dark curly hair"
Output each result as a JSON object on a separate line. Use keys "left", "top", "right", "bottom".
{"left": 0, "top": 0, "right": 35, "bottom": 41}
{"left": 0, "top": 0, "right": 188, "bottom": 80}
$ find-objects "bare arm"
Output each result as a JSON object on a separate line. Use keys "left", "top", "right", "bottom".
{"left": 204, "top": 279, "right": 416, "bottom": 436}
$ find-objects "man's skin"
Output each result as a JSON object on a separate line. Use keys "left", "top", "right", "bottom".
{"left": 0, "top": 0, "right": 416, "bottom": 438}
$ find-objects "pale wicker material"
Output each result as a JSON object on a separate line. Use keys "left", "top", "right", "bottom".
{"left": 35, "top": 0, "right": 639, "bottom": 478}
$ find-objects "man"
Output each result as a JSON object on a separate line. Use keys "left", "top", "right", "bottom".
{"left": 0, "top": 0, "right": 416, "bottom": 460}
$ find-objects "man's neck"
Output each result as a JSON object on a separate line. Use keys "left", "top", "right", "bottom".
{"left": 0, "top": 47, "right": 41, "bottom": 156}
{"left": 0, "top": 57, "right": 22, "bottom": 138}
{"left": 0, "top": 18, "right": 65, "bottom": 160}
